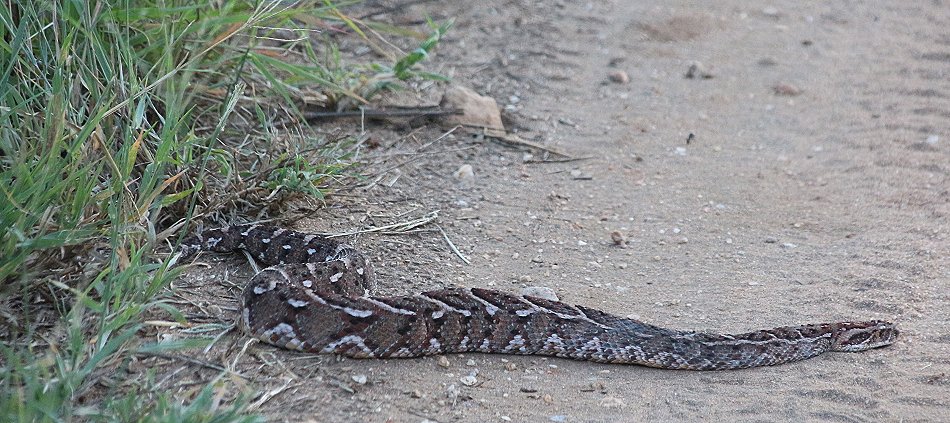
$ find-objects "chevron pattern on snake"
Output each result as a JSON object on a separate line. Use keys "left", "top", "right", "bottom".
{"left": 176, "top": 225, "right": 898, "bottom": 370}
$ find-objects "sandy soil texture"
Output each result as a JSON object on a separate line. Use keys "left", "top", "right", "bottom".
{"left": 174, "top": 1, "right": 948, "bottom": 421}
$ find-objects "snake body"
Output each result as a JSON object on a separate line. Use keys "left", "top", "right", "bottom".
{"left": 178, "top": 225, "right": 898, "bottom": 370}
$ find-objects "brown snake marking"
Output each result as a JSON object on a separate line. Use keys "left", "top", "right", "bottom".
{"left": 176, "top": 224, "right": 898, "bottom": 370}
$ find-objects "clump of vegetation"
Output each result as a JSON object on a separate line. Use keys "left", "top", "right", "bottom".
{"left": 0, "top": 1, "right": 448, "bottom": 420}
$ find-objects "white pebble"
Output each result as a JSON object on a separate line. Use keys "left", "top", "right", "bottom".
{"left": 453, "top": 164, "right": 474, "bottom": 180}
{"left": 521, "top": 286, "right": 559, "bottom": 301}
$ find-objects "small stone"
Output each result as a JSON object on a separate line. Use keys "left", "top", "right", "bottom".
{"left": 531, "top": 255, "right": 544, "bottom": 263}
{"left": 543, "top": 394, "right": 554, "bottom": 404}
{"left": 674, "top": 147, "right": 687, "bottom": 156}
{"left": 501, "top": 417, "right": 512, "bottom": 422}
{"left": 437, "top": 356, "right": 451, "bottom": 368}
{"left": 351, "top": 374, "right": 367, "bottom": 385}
{"left": 764, "top": 237, "right": 778, "bottom": 243}
{"left": 925, "top": 134, "right": 939, "bottom": 145}
{"left": 520, "top": 387, "right": 539, "bottom": 393}
{"left": 439, "top": 85, "right": 505, "bottom": 132}
{"left": 610, "top": 231, "right": 626, "bottom": 246}
{"left": 569, "top": 169, "right": 592, "bottom": 180}
{"left": 453, "top": 164, "right": 475, "bottom": 181}
{"left": 505, "top": 362, "right": 518, "bottom": 371}
{"left": 460, "top": 375, "right": 478, "bottom": 386}
{"left": 685, "top": 61, "right": 713, "bottom": 79}
{"left": 773, "top": 83, "right": 802, "bottom": 96}
{"left": 762, "top": 6, "right": 780, "bottom": 17}
{"left": 410, "top": 389, "right": 423, "bottom": 398}
{"left": 781, "top": 242, "right": 797, "bottom": 249}
{"left": 550, "top": 415, "right": 567, "bottom": 423}
{"left": 599, "top": 396, "right": 626, "bottom": 408}
{"left": 521, "top": 286, "right": 559, "bottom": 301}
{"left": 466, "top": 359, "right": 476, "bottom": 366}
{"left": 608, "top": 70, "right": 629, "bottom": 84}
{"left": 677, "top": 237, "right": 689, "bottom": 244}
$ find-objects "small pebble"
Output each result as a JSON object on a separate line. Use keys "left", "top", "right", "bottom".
{"left": 569, "top": 169, "right": 592, "bottom": 180}
{"left": 522, "top": 286, "right": 559, "bottom": 301}
{"left": 610, "top": 231, "right": 626, "bottom": 246}
{"left": 351, "top": 374, "right": 367, "bottom": 385}
{"left": 599, "top": 396, "right": 626, "bottom": 409}
{"left": 453, "top": 164, "right": 475, "bottom": 180}
{"left": 438, "top": 356, "right": 451, "bottom": 368}
{"left": 781, "top": 242, "right": 797, "bottom": 249}
{"left": 550, "top": 415, "right": 567, "bottom": 422}
{"left": 608, "top": 70, "right": 630, "bottom": 84}
{"left": 762, "top": 6, "right": 780, "bottom": 17}
{"left": 460, "top": 375, "right": 478, "bottom": 386}
{"left": 466, "top": 359, "right": 476, "bottom": 366}
{"left": 674, "top": 147, "right": 687, "bottom": 156}
{"left": 685, "top": 61, "right": 714, "bottom": 79}
{"left": 925, "top": 134, "right": 939, "bottom": 145}
{"left": 764, "top": 237, "right": 778, "bottom": 243}
{"left": 677, "top": 237, "right": 689, "bottom": 244}
{"left": 520, "top": 387, "right": 539, "bottom": 393}
{"left": 773, "top": 83, "right": 802, "bottom": 96}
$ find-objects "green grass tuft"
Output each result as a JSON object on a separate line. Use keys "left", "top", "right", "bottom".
{"left": 0, "top": 0, "right": 448, "bottom": 420}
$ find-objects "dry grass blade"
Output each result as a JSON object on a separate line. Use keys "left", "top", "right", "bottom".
{"left": 247, "top": 378, "right": 296, "bottom": 411}
{"left": 438, "top": 225, "right": 470, "bottom": 265}
{"left": 325, "top": 210, "right": 440, "bottom": 238}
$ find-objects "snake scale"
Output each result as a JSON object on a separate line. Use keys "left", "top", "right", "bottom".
{"left": 177, "top": 224, "right": 898, "bottom": 370}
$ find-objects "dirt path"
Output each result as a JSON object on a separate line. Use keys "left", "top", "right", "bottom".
{"left": 180, "top": 1, "right": 948, "bottom": 421}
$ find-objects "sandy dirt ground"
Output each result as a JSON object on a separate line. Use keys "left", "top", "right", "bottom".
{"left": 172, "top": 1, "right": 948, "bottom": 421}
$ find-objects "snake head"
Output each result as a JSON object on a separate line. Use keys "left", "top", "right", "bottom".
{"left": 830, "top": 320, "right": 899, "bottom": 352}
